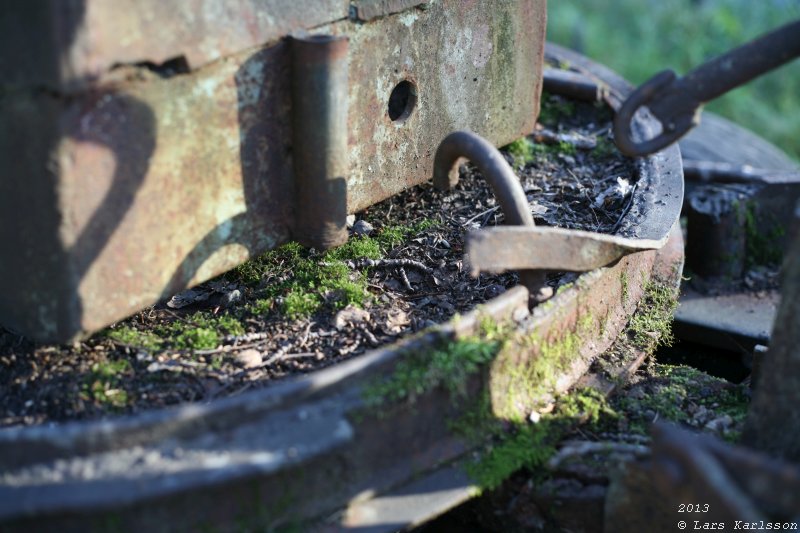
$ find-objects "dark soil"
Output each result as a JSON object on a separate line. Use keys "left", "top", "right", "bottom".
{"left": 0, "top": 92, "right": 638, "bottom": 427}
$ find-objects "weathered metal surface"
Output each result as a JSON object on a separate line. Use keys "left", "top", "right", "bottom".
{"left": 467, "top": 226, "right": 663, "bottom": 274}
{"left": 0, "top": 0, "right": 349, "bottom": 90}
{"left": 0, "top": 45, "right": 685, "bottom": 530}
{"left": 0, "top": 0, "right": 546, "bottom": 342}
{"left": 686, "top": 185, "right": 751, "bottom": 279}
{"left": 352, "top": 0, "right": 429, "bottom": 22}
{"left": 606, "top": 423, "right": 800, "bottom": 532}
{"left": 742, "top": 204, "right": 800, "bottom": 460}
{"left": 614, "top": 19, "right": 800, "bottom": 157}
{"left": 291, "top": 35, "right": 350, "bottom": 250}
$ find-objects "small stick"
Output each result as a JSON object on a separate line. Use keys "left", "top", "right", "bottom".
{"left": 346, "top": 258, "right": 433, "bottom": 274}
{"left": 398, "top": 267, "right": 413, "bottom": 291}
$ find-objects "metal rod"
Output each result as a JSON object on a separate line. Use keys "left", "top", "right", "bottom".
{"left": 543, "top": 68, "right": 607, "bottom": 103}
{"left": 290, "top": 34, "right": 350, "bottom": 250}
{"left": 433, "top": 131, "right": 548, "bottom": 300}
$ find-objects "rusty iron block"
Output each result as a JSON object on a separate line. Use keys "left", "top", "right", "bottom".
{"left": 0, "top": 0, "right": 546, "bottom": 342}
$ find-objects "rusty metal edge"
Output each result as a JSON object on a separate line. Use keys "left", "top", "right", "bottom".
{"left": 332, "top": 223, "right": 685, "bottom": 532}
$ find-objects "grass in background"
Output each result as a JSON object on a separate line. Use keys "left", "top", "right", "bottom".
{"left": 547, "top": 0, "right": 800, "bottom": 161}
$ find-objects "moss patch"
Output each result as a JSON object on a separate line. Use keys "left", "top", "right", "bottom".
{"left": 363, "top": 319, "right": 507, "bottom": 410}
{"left": 454, "top": 387, "right": 618, "bottom": 492}
{"left": 616, "top": 364, "right": 749, "bottom": 442}
{"left": 80, "top": 358, "right": 132, "bottom": 409}
{"left": 538, "top": 91, "right": 576, "bottom": 128}
{"left": 628, "top": 278, "right": 678, "bottom": 348}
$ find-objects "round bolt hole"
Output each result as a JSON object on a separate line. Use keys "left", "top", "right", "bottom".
{"left": 388, "top": 80, "right": 417, "bottom": 123}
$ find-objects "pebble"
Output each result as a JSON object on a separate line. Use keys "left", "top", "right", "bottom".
{"left": 333, "top": 305, "right": 371, "bottom": 330}
{"left": 234, "top": 349, "right": 262, "bottom": 369}
{"left": 352, "top": 220, "right": 374, "bottom": 236}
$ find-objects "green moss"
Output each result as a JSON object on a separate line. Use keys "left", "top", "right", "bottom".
{"left": 593, "top": 136, "right": 617, "bottom": 159}
{"left": 247, "top": 298, "right": 273, "bottom": 316}
{"left": 454, "top": 387, "right": 618, "bottom": 491}
{"left": 156, "top": 312, "right": 244, "bottom": 351}
{"left": 497, "top": 311, "right": 599, "bottom": 418}
{"left": 224, "top": 221, "right": 439, "bottom": 321}
{"left": 81, "top": 359, "right": 132, "bottom": 408}
{"left": 174, "top": 328, "right": 219, "bottom": 351}
{"left": 538, "top": 91, "right": 576, "bottom": 128}
{"left": 106, "top": 326, "right": 163, "bottom": 352}
{"left": 745, "top": 204, "right": 785, "bottom": 267}
{"left": 363, "top": 335, "right": 501, "bottom": 410}
{"left": 504, "top": 137, "right": 537, "bottom": 167}
{"left": 616, "top": 364, "right": 749, "bottom": 441}
{"left": 620, "top": 271, "right": 630, "bottom": 304}
{"left": 628, "top": 278, "right": 678, "bottom": 348}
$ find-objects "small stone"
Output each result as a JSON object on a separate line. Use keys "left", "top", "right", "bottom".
{"left": 333, "top": 305, "right": 371, "bottom": 330}
{"left": 346, "top": 214, "right": 356, "bottom": 228}
{"left": 529, "top": 411, "right": 542, "bottom": 423}
{"left": 352, "top": 220, "right": 374, "bottom": 236}
{"left": 221, "top": 289, "right": 242, "bottom": 308}
{"left": 704, "top": 415, "right": 733, "bottom": 433}
{"left": 235, "top": 349, "right": 262, "bottom": 369}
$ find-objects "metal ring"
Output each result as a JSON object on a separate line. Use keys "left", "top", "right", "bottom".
{"left": 613, "top": 69, "right": 688, "bottom": 157}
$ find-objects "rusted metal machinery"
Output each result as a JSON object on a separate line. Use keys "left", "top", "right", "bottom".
{"left": 0, "top": 41, "right": 686, "bottom": 531}
{"left": 613, "top": 19, "right": 800, "bottom": 157}
{"left": 610, "top": 18, "right": 800, "bottom": 353}
{"left": 0, "top": 0, "right": 547, "bottom": 342}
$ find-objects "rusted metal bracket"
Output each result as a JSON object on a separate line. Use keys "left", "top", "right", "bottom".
{"left": 467, "top": 226, "right": 663, "bottom": 274}
{"left": 291, "top": 35, "right": 349, "bottom": 250}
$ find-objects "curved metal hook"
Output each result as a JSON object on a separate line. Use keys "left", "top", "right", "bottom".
{"left": 613, "top": 69, "right": 693, "bottom": 157}
{"left": 433, "top": 131, "right": 550, "bottom": 301}
{"left": 433, "top": 131, "right": 533, "bottom": 226}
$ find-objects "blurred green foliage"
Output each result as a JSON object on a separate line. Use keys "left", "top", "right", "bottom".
{"left": 547, "top": 0, "right": 800, "bottom": 161}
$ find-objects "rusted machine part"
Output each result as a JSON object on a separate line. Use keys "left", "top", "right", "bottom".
{"left": 542, "top": 67, "right": 608, "bottom": 102}
{"left": 0, "top": 238, "right": 682, "bottom": 533}
{"left": 0, "top": 0, "right": 547, "bottom": 342}
{"left": 685, "top": 185, "right": 751, "bottom": 280}
{"left": 432, "top": 130, "right": 548, "bottom": 300}
{"left": 605, "top": 423, "right": 800, "bottom": 532}
{"left": 0, "top": 46, "right": 685, "bottom": 532}
{"left": 743, "top": 202, "right": 800, "bottom": 461}
{"left": 465, "top": 48, "right": 684, "bottom": 283}
{"left": 467, "top": 226, "right": 663, "bottom": 274}
{"left": 291, "top": 35, "right": 349, "bottom": 250}
{"left": 614, "top": 19, "right": 800, "bottom": 157}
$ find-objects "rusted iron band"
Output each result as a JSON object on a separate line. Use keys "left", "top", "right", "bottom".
{"left": 290, "top": 34, "right": 350, "bottom": 250}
